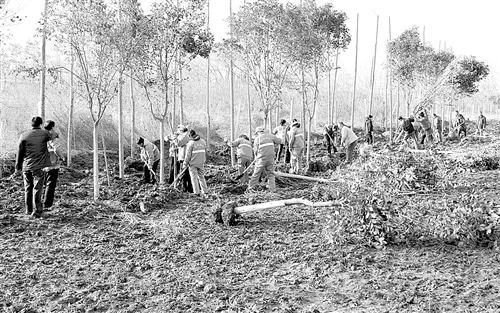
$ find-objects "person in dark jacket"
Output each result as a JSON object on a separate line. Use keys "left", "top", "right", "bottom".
{"left": 14, "top": 116, "right": 53, "bottom": 217}
{"left": 364, "top": 115, "right": 374, "bottom": 145}
{"left": 323, "top": 124, "right": 337, "bottom": 154}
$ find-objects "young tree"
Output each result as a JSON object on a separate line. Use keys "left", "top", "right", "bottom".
{"left": 50, "top": 0, "right": 127, "bottom": 200}
{"left": 414, "top": 55, "right": 489, "bottom": 114}
{"left": 222, "top": 0, "right": 290, "bottom": 130}
{"left": 132, "top": 0, "right": 212, "bottom": 183}
{"left": 284, "top": 1, "right": 350, "bottom": 163}
{"left": 387, "top": 26, "right": 425, "bottom": 116}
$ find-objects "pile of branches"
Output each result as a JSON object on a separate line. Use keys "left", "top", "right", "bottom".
{"left": 324, "top": 191, "right": 500, "bottom": 248}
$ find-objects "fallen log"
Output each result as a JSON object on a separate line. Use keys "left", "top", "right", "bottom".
{"left": 273, "top": 171, "right": 330, "bottom": 183}
{"left": 214, "top": 198, "right": 339, "bottom": 226}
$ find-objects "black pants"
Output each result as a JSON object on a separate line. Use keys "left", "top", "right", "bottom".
{"left": 366, "top": 132, "right": 373, "bottom": 144}
{"left": 325, "top": 136, "right": 337, "bottom": 154}
{"left": 23, "top": 169, "right": 45, "bottom": 214}
{"left": 170, "top": 160, "right": 193, "bottom": 193}
{"left": 276, "top": 144, "right": 285, "bottom": 162}
{"left": 168, "top": 157, "right": 177, "bottom": 184}
{"left": 144, "top": 160, "right": 159, "bottom": 183}
{"left": 44, "top": 168, "right": 59, "bottom": 208}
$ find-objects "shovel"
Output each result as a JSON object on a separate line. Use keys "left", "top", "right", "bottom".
{"left": 170, "top": 167, "right": 188, "bottom": 188}
{"left": 233, "top": 159, "right": 255, "bottom": 181}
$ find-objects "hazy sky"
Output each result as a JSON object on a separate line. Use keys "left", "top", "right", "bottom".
{"left": 2, "top": 0, "right": 499, "bottom": 92}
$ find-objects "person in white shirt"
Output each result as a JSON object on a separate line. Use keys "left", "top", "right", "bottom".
{"left": 338, "top": 121, "right": 358, "bottom": 164}
{"left": 272, "top": 119, "right": 288, "bottom": 163}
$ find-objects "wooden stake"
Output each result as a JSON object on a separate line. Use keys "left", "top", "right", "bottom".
{"left": 368, "top": 15, "right": 379, "bottom": 116}
{"left": 351, "top": 13, "right": 359, "bottom": 128}
{"left": 229, "top": 0, "right": 235, "bottom": 166}
{"left": 333, "top": 48, "right": 339, "bottom": 123}
{"left": 206, "top": 0, "right": 211, "bottom": 149}
{"left": 388, "top": 16, "right": 393, "bottom": 141}
{"left": 101, "top": 133, "right": 111, "bottom": 187}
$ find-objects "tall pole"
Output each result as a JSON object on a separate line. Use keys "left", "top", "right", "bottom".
{"left": 388, "top": 16, "right": 393, "bottom": 142}
{"left": 117, "top": 0, "right": 124, "bottom": 178}
{"left": 67, "top": 50, "right": 75, "bottom": 166}
{"left": 350, "top": 13, "right": 359, "bottom": 128}
{"left": 130, "top": 73, "right": 136, "bottom": 158}
{"left": 39, "top": 0, "right": 49, "bottom": 120}
{"left": 178, "top": 0, "right": 184, "bottom": 126}
{"left": 368, "top": 15, "right": 379, "bottom": 116}
{"left": 206, "top": 0, "right": 211, "bottom": 149}
{"left": 333, "top": 48, "right": 339, "bottom": 123}
{"left": 229, "top": 0, "right": 235, "bottom": 166}
{"left": 327, "top": 51, "right": 331, "bottom": 123}
{"left": 244, "top": 0, "right": 252, "bottom": 141}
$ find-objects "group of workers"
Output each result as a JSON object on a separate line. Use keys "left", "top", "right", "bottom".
{"left": 137, "top": 125, "right": 208, "bottom": 196}
{"left": 137, "top": 118, "right": 361, "bottom": 194}
{"left": 396, "top": 110, "right": 487, "bottom": 149}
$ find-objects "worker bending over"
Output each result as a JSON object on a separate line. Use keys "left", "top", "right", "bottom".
{"left": 226, "top": 134, "right": 253, "bottom": 183}
{"left": 247, "top": 126, "right": 281, "bottom": 191}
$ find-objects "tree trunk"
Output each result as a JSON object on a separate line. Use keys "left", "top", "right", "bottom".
{"left": 351, "top": 14, "right": 359, "bottom": 128}
{"left": 39, "top": 0, "right": 49, "bottom": 120}
{"left": 117, "top": 76, "right": 124, "bottom": 178}
{"left": 67, "top": 51, "right": 75, "bottom": 166}
{"left": 229, "top": 0, "right": 235, "bottom": 167}
{"left": 129, "top": 72, "right": 136, "bottom": 158}
{"left": 159, "top": 119, "right": 165, "bottom": 183}
{"left": 93, "top": 121, "right": 100, "bottom": 201}
{"left": 179, "top": 53, "right": 184, "bottom": 125}
{"left": 368, "top": 15, "right": 379, "bottom": 116}
{"left": 247, "top": 73, "right": 252, "bottom": 141}
{"left": 388, "top": 17, "right": 393, "bottom": 141}
{"left": 206, "top": 0, "right": 211, "bottom": 148}
{"left": 333, "top": 49, "right": 339, "bottom": 124}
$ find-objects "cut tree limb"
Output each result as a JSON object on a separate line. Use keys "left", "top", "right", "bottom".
{"left": 274, "top": 171, "right": 330, "bottom": 183}
{"left": 215, "top": 198, "right": 339, "bottom": 226}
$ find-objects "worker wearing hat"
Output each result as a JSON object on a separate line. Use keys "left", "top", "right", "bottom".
{"left": 288, "top": 121, "right": 304, "bottom": 174}
{"left": 183, "top": 130, "right": 208, "bottom": 196}
{"left": 173, "top": 124, "right": 193, "bottom": 193}
{"left": 247, "top": 126, "right": 281, "bottom": 191}
{"left": 225, "top": 134, "right": 253, "bottom": 183}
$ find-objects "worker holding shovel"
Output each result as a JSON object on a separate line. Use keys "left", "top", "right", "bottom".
{"left": 225, "top": 134, "right": 253, "bottom": 184}
{"left": 137, "top": 137, "right": 160, "bottom": 184}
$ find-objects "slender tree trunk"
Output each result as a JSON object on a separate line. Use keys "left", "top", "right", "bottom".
{"left": 93, "top": 121, "right": 100, "bottom": 201}
{"left": 384, "top": 68, "right": 388, "bottom": 131}
{"left": 206, "top": 0, "right": 211, "bottom": 148}
{"left": 67, "top": 52, "right": 75, "bottom": 166}
{"left": 268, "top": 104, "right": 272, "bottom": 131}
{"left": 327, "top": 51, "right": 331, "bottom": 123}
{"left": 368, "top": 15, "right": 379, "bottom": 116}
{"left": 39, "top": 0, "right": 49, "bottom": 120}
{"left": 117, "top": 76, "right": 124, "bottom": 178}
{"left": 351, "top": 13, "right": 359, "bottom": 128}
{"left": 388, "top": 16, "right": 393, "bottom": 141}
{"left": 179, "top": 53, "right": 184, "bottom": 125}
{"left": 247, "top": 73, "right": 251, "bottom": 141}
{"left": 333, "top": 49, "right": 339, "bottom": 124}
{"left": 159, "top": 119, "right": 165, "bottom": 183}
{"left": 101, "top": 133, "right": 111, "bottom": 187}
{"left": 229, "top": 0, "right": 235, "bottom": 166}
{"left": 290, "top": 98, "right": 294, "bottom": 121}
{"left": 129, "top": 72, "right": 136, "bottom": 158}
